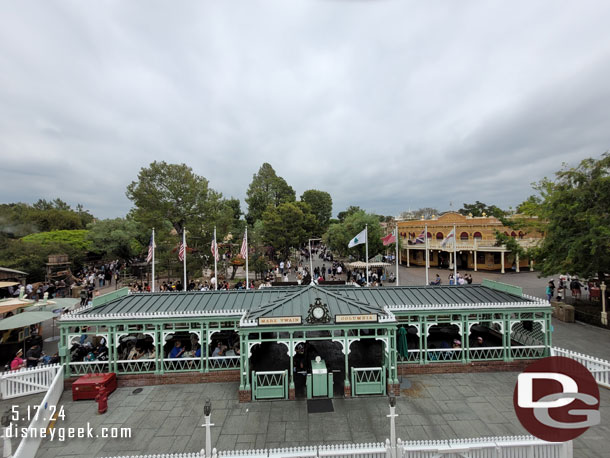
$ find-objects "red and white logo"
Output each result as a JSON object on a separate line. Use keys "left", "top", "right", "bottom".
{"left": 513, "top": 356, "right": 600, "bottom": 442}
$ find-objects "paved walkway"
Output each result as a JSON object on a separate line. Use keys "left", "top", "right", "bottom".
{"left": 31, "top": 372, "right": 608, "bottom": 458}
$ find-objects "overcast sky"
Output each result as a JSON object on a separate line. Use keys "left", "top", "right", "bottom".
{"left": 1, "top": 1, "right": 609, "bottom": 219}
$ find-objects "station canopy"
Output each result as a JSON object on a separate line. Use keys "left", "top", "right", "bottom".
{"left": 61, "top": 283, "right": 546, "bottom": 324}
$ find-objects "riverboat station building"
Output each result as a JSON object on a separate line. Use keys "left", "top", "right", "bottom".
{"left": 58, "top": 281, "right": 551, "bottom": 402}
{"left": 397, "top": 212, "right": 544, "bottom": 273}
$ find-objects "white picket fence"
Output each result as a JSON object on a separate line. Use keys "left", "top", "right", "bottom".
{"left": 107, "top": 436, "right": 572, "bottom": 458}
{"left": 0, "top": 364, "right": 62, "bottom": 400}
{"left": 551, "top": 347, "right": 610, "bottom": 388}
{"left": 12, "top": 365, "right": 65, "bottom": 458}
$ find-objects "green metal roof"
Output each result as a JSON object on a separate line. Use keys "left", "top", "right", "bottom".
{"left": 61, "top": 284, "right": 546, "bottom": 323}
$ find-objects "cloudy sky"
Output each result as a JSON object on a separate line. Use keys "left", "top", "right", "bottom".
{"left": 1, "top": 1, "right": 609, "bottom": 219}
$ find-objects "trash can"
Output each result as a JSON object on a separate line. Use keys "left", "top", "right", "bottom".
{"left": 556, "top": 303, "right": 565, "bottom": 321}
{"left": 311, "top": 357, "right": 328, "bottom": 397}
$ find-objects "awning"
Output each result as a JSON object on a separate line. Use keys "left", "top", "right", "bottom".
{"left": 0, "top": 311, "right": 56, "bottom": 331}
{"left": 0, "top": 298, "right": 35, "bottom": 315}
{"left": 0, "top": 281, "right": 20, "bottom": 288}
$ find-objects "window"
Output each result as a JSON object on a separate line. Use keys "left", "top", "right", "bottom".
{"left": 473, "top": 232, "right": 482, "bottom": 240}
{"left": 493, "top": 253, "right": 501, "bottom": 264}
{"left": 460, "top": 232, "right": 469, "bottom": 240}
{"left": 436, "top": 232, "right": 444, "bottom": 239}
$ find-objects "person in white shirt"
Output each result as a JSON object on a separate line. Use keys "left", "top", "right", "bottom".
{"left": 210, "top": 276, "right": 217, "bottom": 289}
{"left": 279, "top": 261, "right": 285, "bottom": 275}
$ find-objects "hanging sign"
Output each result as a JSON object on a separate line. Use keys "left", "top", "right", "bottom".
{"left": 335, "top": 314, "right": 378, "bottom": 323}
{"left": 258, "top": 316, "right": 302, "bottom": 326}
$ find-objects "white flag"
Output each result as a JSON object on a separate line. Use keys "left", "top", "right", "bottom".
{"left": 441, "top": 228, "right": 455, "bottom": 248}
{"left": 348, "top": 228, "right": 367, "bottom": 248}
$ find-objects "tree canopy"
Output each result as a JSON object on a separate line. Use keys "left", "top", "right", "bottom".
{"left": 261, "top": 202, "right": 316, "bottom": 259}
{"left": 87, "top": 218, "right": 146, "bottom": 262}
{"left": 300, "top": 189, "right": 333, "bottom": 236}
{"left": 245, "top": 163, "right": 296, "bottom": 224}
{"left": 458, "top": 201, "right": 506, "bottom": 218}
{"left": 522, "top": 153, "right": 610, "bottom": 281}
{"left": 324, "top": 210, "right": 384, "bottom": 260}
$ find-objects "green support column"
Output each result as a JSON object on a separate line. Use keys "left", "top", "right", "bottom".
{"left": 109, "top": 325, "right": 118, "bottom": 374}
{"left": 344, "top": 335, "right": 350, "bottom": 388}
{"left": 391, "top": 327, "right": 398, "bottom": 384}
{"left": 505, "top": 314, "right": 513, "bottom": 362}
{"left": 202, "top": 323, "right": 208, "bottom": 373}
{"left": 156, "top": 324, "right": 164, "bottom": 374}
{"left": 60, "top": 324, "right": 70, "bottom": 377}
{"left": 239, "top": 333, "right": 245, "bottom": 390}
{"left": 289, "top": 332, "right": 295, "bottom": 390}
{"left": 421, "top": 318, "right": 427, "bottom": 364}
{"left": 461, "top": 318, "right": 467, "bottom": 363}
{"left": 546, "top": 312, "right": 552, "bottom": 356}
{"left": 244, "top": 333, "right": 250, "bottom": 390}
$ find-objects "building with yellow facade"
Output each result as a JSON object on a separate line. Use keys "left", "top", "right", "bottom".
{"left": 397, "top": 212, "right": 543, "bottom": 273}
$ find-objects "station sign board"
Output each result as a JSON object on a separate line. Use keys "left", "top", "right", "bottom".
{"left": 258, "top": 316, "right": 302, "bottom": 326}
{"left": 335, "top": 314, "right": 378, "bottom": 323}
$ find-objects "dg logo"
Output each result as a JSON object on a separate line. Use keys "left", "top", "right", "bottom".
{"left": 513, "top": 356, "right": 600, "bottom": 442}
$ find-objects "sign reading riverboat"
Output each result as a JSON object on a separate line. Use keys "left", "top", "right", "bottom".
{"left": 258, "top": 316, "right": 302, "bottom": 326}
{"left": 335, "top": 314, "right": 378, "bottom": 323}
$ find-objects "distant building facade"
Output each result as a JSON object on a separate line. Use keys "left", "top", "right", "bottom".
{"left": 397, "top": 212, "right": 543, "bottom": 273}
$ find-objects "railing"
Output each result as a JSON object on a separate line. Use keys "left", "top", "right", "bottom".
{"left": 405, "top": 238, "right": 540, "bottom": 251}
{"left": 12, "top": 366, "right": 64, "bottom": 458}
{"left": 209, "top": 356, "right": 240, "bottom": 370}
{"left": 105, "top": 436, "right": 572, "bottom": 458}
{"left": 0, "top": 364, "right": 61, "bottom": 400}
{"left": 164, "top": 357, "right": 202, "bottom": 372}
{"left": 398, "top": 349, "right": 421, "bottom": 363}
{"left": 117, "top": 359, "right": 157, "bottom": 373}
{"left": 468, "top": 346, "right": 504, "bottom": 361}
{"left": 68, "top": 360, "right": 110, "bottom": 375}
{"left": 510, "top": 345, "right": 546, "bottom": 359}
{"left": 351, "top": 367, "right": 386, "bottom": 396}
{"left": 425, "top": 348, "right": 462, "bottom": 362}
{"left": 552, "top": 347, "right": 610, "bottom": 388}
{"left": 252, "top": 370, "right": 288, "bottom": 400}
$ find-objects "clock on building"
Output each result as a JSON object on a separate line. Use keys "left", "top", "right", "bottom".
{"left": 306, "top": 298, "right": 330, "bottom": 324}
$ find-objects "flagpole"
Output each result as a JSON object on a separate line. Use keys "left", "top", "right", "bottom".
{"left": 245, "top": 227, "right": 249, "bottom": 290}
{"left": 365, "top": 224, "right": 369, "bottom": 286}
{"left": 182, "top": 227, "right": 187, "bottom": 290}
{"left": 395, "top": 226, "right": 399, "bottom": 286}
{"left": 425, "top": 224, "right": 429, "bottom": 286}
{"left": 214, "top": 226, "right": 218, "bottom": 291}
{"left": 453, "top": 223, "right": 457, "bottom": 283}
{"left": 151, "top": 228, "right": 155, "bottom": 293}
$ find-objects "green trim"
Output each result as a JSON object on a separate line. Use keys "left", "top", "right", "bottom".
{"left": 92, "top": 287, "right": 130, "bottom": 307}
{"left": 481, "top": 279, "right": 523, "bottom": 297}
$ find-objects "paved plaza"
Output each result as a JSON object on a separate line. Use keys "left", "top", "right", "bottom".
{"left": 24, "top": 371, "right": 609, "bottom": 458}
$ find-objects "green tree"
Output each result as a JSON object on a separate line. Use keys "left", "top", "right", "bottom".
{"left": 337, "top": 206, "right": 362, "bottom": 222}
{"left": 261, "top": 202, "right": 316, "bottom": 259}
{"left": 300, "top": 189, "right": 333, "bottom": 235}
{"left": 87, "top": 218, "right": 146, "bottom": 261}
{"left": 324, "top": 210, "right": 383, "bottom": 260}
{"left": 458, "top": 201, "right": 506, "bottom": 218}
{"left": 521, "top": 153, "right": 610, "bottom": 282}
{"left": 245, "top": 163, "right": 295, "bottom": 224}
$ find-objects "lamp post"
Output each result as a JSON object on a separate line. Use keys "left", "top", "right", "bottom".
{"left": 308, "top": 238, "right": 321, "bottom": 284}
{"left": 387, "top": 396, "right": 397, "bottom": 458}
{"left": 601, "top": 282, "right": 607, "bottom": 326}
{"left": 2, "top": 409, "right": 12, "bottom": 458}
{"left": 201, "top": 399, "right": 213, "bottom": 458}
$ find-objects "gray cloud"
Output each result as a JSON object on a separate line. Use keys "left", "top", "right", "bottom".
{"left": 0, "top": 0, "right": 609, "bottom": 219}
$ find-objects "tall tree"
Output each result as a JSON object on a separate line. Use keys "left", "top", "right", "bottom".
{"left": 522, "top": 153, "right": 610, "bottom": 282}
{"left": 458, "top": 201, "right": 506, "bottom": 218}
{"left": 87, "top": 218, "right": 146, "bottom": 262}
{"left": 300, "top": 189, "right": 333, "bottom": 236}
{"left": 337, "top": 206, "right": 362, "bottom": 222}
{"left": 324, "top": 210, "right": 384, "bottom": 259}
{"left": 261, "top": 202, "right": 316, "bottom": 259}
{"left": 245, "top": 163, "right": 295, "bottom": 224}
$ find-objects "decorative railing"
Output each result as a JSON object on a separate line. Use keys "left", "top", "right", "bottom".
{"left": 0, "top": 364, "right": 61, "bottom": 400}
{"left": 209, "top": 356, "right": 240, "bottom": 370}
{"left": 398, "top": 349, "right": 421, "bottom": 363}
{"left": 164, "top": 357, "right": 202, "bottom": 372}
{"left": 105, "top": 435, "right": 572, "bottom": 458}
{"left": 68, "top": 361, "right": 110, "bottom": 375}
{"left": 351, "top": 367, "right": 386, "bottom": 396}
{"left": 468, "top": 346, "right": 504, "bottom": 361}
{"left": 552, "top": 347, "right": 610, "bottom": 388}
{"left": 405, "top": 238, "right": 540, "bottom": 251}
{"left": 252, "top": 370, "right": 288, "bottom": 400}
{"left": 117, "top": 359, "right": 157, "bottom": 373}
{"left": 510, "top": 345, "right": 546, "bottom": 359}
{"left": 425, "top": 348, "right": 462, "bottom": 362}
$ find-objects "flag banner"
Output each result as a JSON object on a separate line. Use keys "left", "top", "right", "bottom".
{"left": 239, "top": 233, "right": 248, "bottom": 259}
{"left": 381, "top": 232, "right": 396, "bottom": 246}
{"left": 211, "top": 239, "right": 219, "bottom": 261}
{"left": 415, "top": 229, "right": 426, "bottom": 244}
{"left": 178, "top": 241, "right": 186, "bottom": 262}
{"left": 146, "top": 233, "right": 155, "bottom": 263}
{"left": 441, "top": 228, "right": 455, "bottom": 248}
{"left": 348, "top": 228, "right": 367, "bottom": 248}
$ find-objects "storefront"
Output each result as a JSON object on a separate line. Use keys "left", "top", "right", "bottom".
{"left": 58, "top": 281, "right": 551, "bottom": 401}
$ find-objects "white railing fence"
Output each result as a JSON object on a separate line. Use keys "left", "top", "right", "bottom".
{"left": 0, "top": 364, "right": 61, "bottom": 400}
{"left": 106, "top": 436, "right": 572, "bottom": 458}
{"left": 551, "top": 347, "right": 610, "bottom": 388}
{"left": 12, "top": 365, "right": 65, "bottom": 458}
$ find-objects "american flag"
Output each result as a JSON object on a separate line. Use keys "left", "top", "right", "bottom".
{"left": 211, "top": 239, "right": 219, "bottom": 261}
{"left": 146, "top": 233, "right": 155, "bottom": 263}
{"left": 239, "top": 232, "right": 248, "bottom": 259}
{"left": 415, "top": 229, "right": 426, "bottom": 244}
{"left": 178, "top": 241, "right": 186, "bottom": 262}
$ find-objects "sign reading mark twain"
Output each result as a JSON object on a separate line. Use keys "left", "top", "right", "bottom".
{"left": 335, "top": 314, "right": 377, "bottom": 323}
{"left": 258, "top": 316, "right": 302, "bottom": 326}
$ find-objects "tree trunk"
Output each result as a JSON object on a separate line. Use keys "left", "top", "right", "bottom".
{"left": 230, "top": 265, "right": 237, "bottom": 280}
